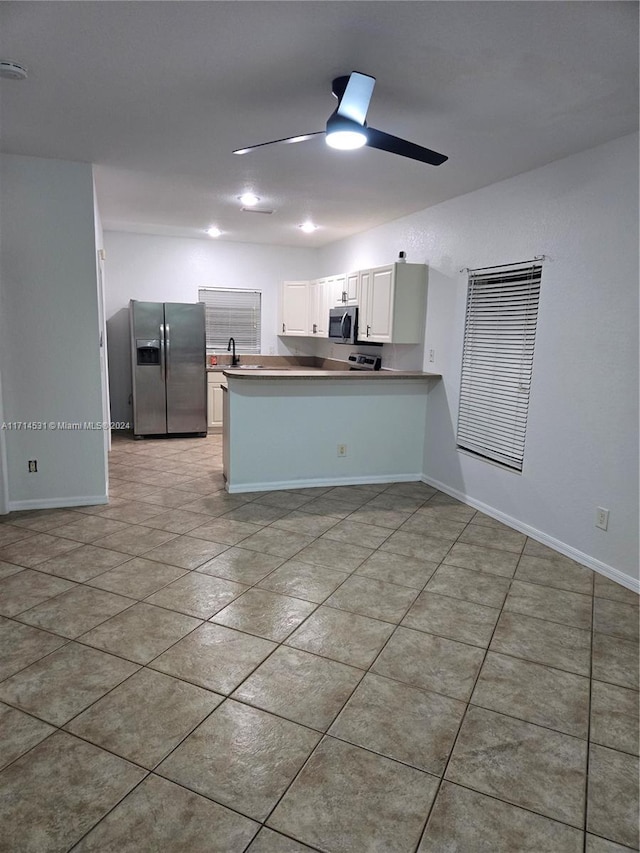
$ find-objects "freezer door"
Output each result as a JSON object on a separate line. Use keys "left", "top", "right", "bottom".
{"left": 130, "top": 301, "right": 167, "bottom": 435}
{"left": 164, "top": 302, "right": 207, "bottom": 434}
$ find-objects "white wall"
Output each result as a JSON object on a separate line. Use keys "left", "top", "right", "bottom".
{"left": 226, "top": 377, "right": 429, "bottom": 492}
{"left": 0, "top": 154, "right": 107, "bottom": 508}
{"left": 103, "top": 231, "right": 317, "bottom": 423}
{"left": 319, "top": 134, "right": 639, "bottom": 587}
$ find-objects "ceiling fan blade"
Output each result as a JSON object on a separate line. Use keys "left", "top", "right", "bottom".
{"left": 366, "top": 127, "right": 448, "bottom": 166}
{"left": 233, "top": 132, "right": 324, "bottom": 155}
{"left": 336, "top": 71, "right": 376, "bottom": 125}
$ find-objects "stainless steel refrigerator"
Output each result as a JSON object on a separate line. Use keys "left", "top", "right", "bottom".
{"left": 130, "top": 300, "right": 207, "bottom": 438}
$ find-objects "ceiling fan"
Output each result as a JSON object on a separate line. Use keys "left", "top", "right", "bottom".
{"left": 233, "top": 71, "right": 448, "bottom": 166}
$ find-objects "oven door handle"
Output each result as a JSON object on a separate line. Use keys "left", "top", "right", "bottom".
{"left": 340, "top": 311, "right": 349, "bottom": 340}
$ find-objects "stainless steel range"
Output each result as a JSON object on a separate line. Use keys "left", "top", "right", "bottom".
{"left": 346, "top": 352, "right": 382, "bottom": 371}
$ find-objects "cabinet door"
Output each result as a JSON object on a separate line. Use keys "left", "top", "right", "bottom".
{"left": 367, "top": 265, "right": 394, "bottom": 342}
{"left": 308, "top": 279, "right": 321, "bottom": 335}
{"left": 316, "top": 280, "right": 330, "bottom": 337}
{"left": 207, "top": 380, "right": 224, "bottom": 429}
{"left": 280, "top": 281, "right": 309, "bottom": 336}
{"left": 345, "top": 272, "right": 359, "bottom": 305}
{"left": 357, "top": 269, "right": 372, "bottom": 338}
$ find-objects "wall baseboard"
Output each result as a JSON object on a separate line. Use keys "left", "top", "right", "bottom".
{"left": 421, "top": 475, "right": 640, "bottom": 595}
{"left": 7, "top": 495, "right": 108, "bottom": 512}
{"left": 227, "top": 473, "right": 423, "bottom": 494}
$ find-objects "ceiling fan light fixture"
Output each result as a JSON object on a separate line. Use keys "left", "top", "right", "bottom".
{"left": 238, "top": 192, "right": 260, "bottom": 206}
{"left": 299, "top": 221, "right": 318, "bottom": 234}
{"left": 326, "top": 129, "right": 367, "bottom": 150}
{"left": 206, "top": 226, "right": 222, "bottom": 238}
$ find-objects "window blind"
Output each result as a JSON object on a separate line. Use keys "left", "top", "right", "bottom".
{"left": 456, "top": 263, "right": 542, "bottom": 472}
{"left": 198, "top": 288, "right": 261, "bottom": 354}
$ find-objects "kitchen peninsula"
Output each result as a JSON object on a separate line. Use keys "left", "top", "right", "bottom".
{"left": 221, "top": 361, "right": 440, "bottom": 493}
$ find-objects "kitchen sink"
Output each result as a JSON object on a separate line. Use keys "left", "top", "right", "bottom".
{"left": 235, "top": 364, "right": 265, "bottom": 369}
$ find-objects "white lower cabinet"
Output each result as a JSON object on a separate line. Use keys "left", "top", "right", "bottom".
{"left": 207, "top": 373, "right": 227, "bottom": 430}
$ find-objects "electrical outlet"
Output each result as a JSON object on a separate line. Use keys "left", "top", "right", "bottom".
{"left": 429, "top": 348, "right": 435, "bottom": 363}
{"left": 337, "top": 444, "right": 347, "bottom": 457}
{"left": 28, "top": 460, "right": 38, "bottom": 473}
{"left": 595, "top": 507, "right": 609, "bottom": 531}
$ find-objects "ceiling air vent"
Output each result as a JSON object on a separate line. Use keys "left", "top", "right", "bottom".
{"left": 0, "top": 61, "right": 28, "bottom": 81}
{"left": 241, "top": 208, "right": 275, "bottom": 214}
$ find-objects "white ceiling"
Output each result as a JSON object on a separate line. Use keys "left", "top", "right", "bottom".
{"left": 1, "top": 2, "right": 637, "bottom": 247}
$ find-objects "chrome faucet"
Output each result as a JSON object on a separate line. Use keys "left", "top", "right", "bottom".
{"left": 227, "top": 337, "right": 239, "bottom": 366}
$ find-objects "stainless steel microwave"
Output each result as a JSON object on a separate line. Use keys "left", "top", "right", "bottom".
{"left": 328, "top": 306, "right": 358, "bottom": 344}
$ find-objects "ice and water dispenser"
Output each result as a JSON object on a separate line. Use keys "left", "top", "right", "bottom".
{"left": 135, "top": 339, "right": 161, "bottom": 365}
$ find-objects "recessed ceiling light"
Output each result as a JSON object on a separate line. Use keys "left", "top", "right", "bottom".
{"left": 299, "top": 221, "right": 319, "bottom": 234}
{"left": 0, "top": 60, "right": 28, "bottom": 81}
{"left": 206, "top": 226, "right": 222, "bottom": 238}
{"left": 238, "top": 192, "right": 260, "bottom": 207}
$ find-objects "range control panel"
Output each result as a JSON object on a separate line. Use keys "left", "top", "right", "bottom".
{"left": 347, "top": 352, "right": 382, "bottom": 371}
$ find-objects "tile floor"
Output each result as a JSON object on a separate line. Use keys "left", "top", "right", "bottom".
{"left": 0, "top": 433, "right": 638, "bottom": 852}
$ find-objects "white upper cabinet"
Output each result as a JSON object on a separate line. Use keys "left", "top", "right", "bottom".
{"left": 279, "top": 280, "right": 310, "bottom": 336}
{"left": 308, "top": 279, "right": 327, "bottom": 336}
{"left": 358, "top": 263, "right": 427, "bottom": 344}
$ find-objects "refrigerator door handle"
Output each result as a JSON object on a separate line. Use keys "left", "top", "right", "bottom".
{"left": 165, "top": 323, "right": 171, "bottom": 378}
{"left": 159, "top": 323, "right": 166, "bottom": 381}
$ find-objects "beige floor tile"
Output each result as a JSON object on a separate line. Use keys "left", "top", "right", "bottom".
{"left": 592, "top": 632, "right": 639, "bottom": 690}
{"left": 97, "top": 501, "right": 166, "bottom": 523}
{"left": 138, "top": 487, "right": 198, "bottom": 508}
{"left": 186, "top": 517, "right": 262, "bottom": 545}
{"left": 258, "top": 560, "right": 349, "bottom": 603}
{"left": 73, "top": 774, "right": 259, "bottom": 853}
{"left": 36, "top": 543, "right": 131, "bottom": 581}
{"left": 138, "top": 508, "right": 212, "bottom": 533}
{"left": 300, "top": 496, "right": 361, "bottom": 519}
{"left": 379, "top": 530, "right": 452, "bottom": 562}
{"left": 6, "top": 508, "right": 82, "bottom": 533}
{"left": 0, "top": 524, "right": 36, "bottom": 547}
{"left": 211, "top": 588, "right": 316, "bottom": 642}
{"left": 325, "top": 575, "right": 419, "bottom": 623}
{"left": 198, "top": 546, "right": 285, "bottom": 584}
{"left": 66, "top": 668, "right": 222, "bottom": 768}
{"left": 0, "top": 702, "right": 56, "bottom": 770}
{"left": 0, "top": 532, "right": 82, "bottom": 568}
{"left": 383, "top": 481, "right": 438, "bottom": 500}
{"left": 590, "top": 680, "right": 639, "bottom": 756}
{"left": 321, "top": 518, "right": 392, "bottom": 549}
{"left": 399, "top": 514, "right": 467, "bottom": 541}
{"left": 0, "top": 732, "right": 145, "bottom": 853}
{"left": 587, "top": 744, "right": 639, "bottom": 849}
{"left": 253, "top": 491, "right": 315, "bottom": 510}
{"left": 515, "top": 554, "right": 594, "bottom": 595}
{"left": 418, "top": 781, "right": 584, "bottom": 853}
{"left": 53, "top": 515, "right": 132, "bottom": 543}
{"left": 80, "top": 602, "right": 201, "bottom": 664}
{"left": 0, "top": 560, "right": 23, "bottom": 579}
{"left": 233, "top": 645, "right": 362, "bottom": 731}
{"left": 425, "top": 563, "right": 510, "bottom": 608}
{"left": 181, "top": 494, "right": 251, "bottom": 516}
{"left": 443, "top": 541, "right": 519, "bottom": 576}
{"left": 143, "top": 535, "right": 228, "bottom": 569}
{"left": 271, "top": 510, "right": 341, "bottom": 537}
{"left": 93, "top": 525, "right": 179, "bottom": 556}
{"left": 268, "top": 736, "right": 438, "bottom": 853}
{"left": 446, "top": 706, "right": 587, "bottom": 827}
{"left": 146, "top": 572, "right": 248, "bottom": 619}
{"left": 286, "top": 605, "right": 394, "bottom": 669}
{"left": 241, "top": 527, "right": 316, "bottom": 559}
{"left": 365, "top": 491, "right": 427, "bottom": 512}
{"left": 222, "top": 502, "right": 289, "bottom": 524}
{"left": 0, "top": 569, "right": 76, "bottom": 616}
{"left": 594, "top": 574, "right": 639, "bottom": 607}
{"left": 585, "top": 833, "right": 638, "bottom": 852}
{"left": 330, "top": 672, "right": 465, "bottom": 774}
{"left": 472, "top": 651, "right": 590, "bottom": 738}
{"left": 593, "top": 597, "right": 639, "bottom": 642}
{"left": 490, "top": 610, "right": 592, "bottom": 676}
{"left": 417, "top": 500, "right": 477, "bottom": 523}
{"left": 349, "top": 505, "right": 414, "bottom": 529}
{"left": 371, "top": 626, "right": 485, "bottom": 701}
{"left": 150, "top": 622, "right": 276, "bottom": 693}
{"left": 355, "top": 549, "right": 438, "bottom": 589}
{"left": 504, "top": 580, "right": 592, "bottom": 630}
{"left": 403, "top": 591, "right": 500, "bottom": 647}
{"left": 295, "top": 537, "right": 373, "bottom": 572}
{"left": 158, "top": 700, "right": 320, "bottom": 821}
{"left": 16, "top": 585, "right": 133, "bottom": 638}
{"left": 247, "top": 828, "right": 317, "bottom": 852}
{"left": 87, "top": 556, "right": 187, "bottom": 599}
{"left": 458, "top": 523, "right": 526, "bottom": 554}
{"left": 0, "top": 642, "right": 139, "bottom": 725}
{"left": 0, "top": 616, "right": 67, "bottom": 681}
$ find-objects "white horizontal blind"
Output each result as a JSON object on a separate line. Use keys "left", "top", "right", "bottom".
{"left": 198, "top": 288, "right": 261, "bottom": 353}
{"left": 457, "top": 263, "right": 542, "bottom": 472}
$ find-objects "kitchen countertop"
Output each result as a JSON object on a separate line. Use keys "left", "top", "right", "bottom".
{"left": 222, "top": 367, "right": 440, "bottom": 380}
